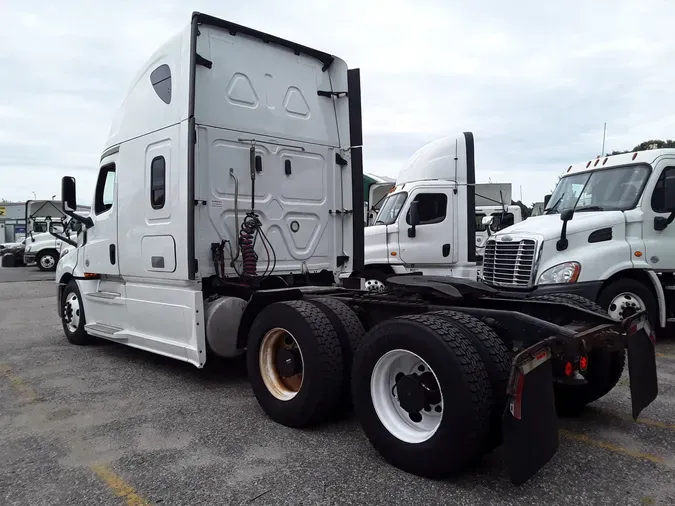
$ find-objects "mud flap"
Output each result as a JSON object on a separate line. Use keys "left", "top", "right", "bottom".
{"left": 503, "top": 357, "right": 559, "bottom": 485}
{"left": 626, "top": 326, "right": 658, "bottom": 420}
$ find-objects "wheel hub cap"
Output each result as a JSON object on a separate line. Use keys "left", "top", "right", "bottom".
{"left": 608, "top": 292, "right": 646, "bottom": 320}
{"left": 275, "top": 347, "right": 302, "bottom": 378}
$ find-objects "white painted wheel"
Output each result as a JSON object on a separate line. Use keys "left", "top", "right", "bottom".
{"left": 607, "top": 291, "right": 646, "bottom": 320}
{"left": 39, "top": 253, "right": 56, "bottom": 270}
{"left": 63, "top": 291, "right": 81, "bottom": 333}
{"left": 259, "top": 327, "right": 304, "bottom": 401}
{"left": 370, "top": 349, "right": 444, "bottom": 444}
{"left": 365, "top": 279, "right": 386, "bottom": 292}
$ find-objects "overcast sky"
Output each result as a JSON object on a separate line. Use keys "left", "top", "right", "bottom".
{"left": 2, "top": 0, "right": 675, "bottom": 205}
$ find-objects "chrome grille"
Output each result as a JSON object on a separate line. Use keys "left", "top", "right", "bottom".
{"left": 482, "top": 238, "right": 537, "bottom": 287}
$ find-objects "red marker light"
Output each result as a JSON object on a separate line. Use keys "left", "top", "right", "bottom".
{"left": 586, "top": 161, "right": 592, "bottom": 168}
{"left": 602, "top": 157, "right": 608, "bottom": 165}
{"left": 579, "top": 356, "right": 588, "bottom": 371}
{"left": 565, "top": 361, "right": 574, "bottom": 376}
{"left": 632, "top": 152, "right": 638, "bottom": 160}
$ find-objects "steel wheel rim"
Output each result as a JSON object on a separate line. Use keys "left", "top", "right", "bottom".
{"left": 63, "top": 292, "right": 80, "bottom": 332}
{"left": 365, "top": 279, "right": 386, "bottom": 293}
{"left": 40, "top": 254, "right": 55, "bottom": 269}
{"left": 259, "top": 328, "right": 304, "bottom": 401}
{"left": 370, "top": 349, "right": 444, "bottom": 444}
{"left": 607, "top": 292, "right": 646, "bottom": 320}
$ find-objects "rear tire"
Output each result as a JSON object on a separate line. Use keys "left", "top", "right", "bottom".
{"left": 531, "top": 293, "right": 626, "bottom": 415}
{"left": 351, "top": 314, "right": 491, "bottom": 478}
{"left": 307, "top": 297, "right": 365, "bottom": 410}
{"left": 61, "top": 280, "right": 94, "bottom": 345}
{"left": 429, "top": 310, "right": 510, "bottom": 450}
{"left": 247, "top": 300, "right": 343, "bottom": 428}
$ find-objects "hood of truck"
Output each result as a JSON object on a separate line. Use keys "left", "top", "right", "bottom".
{"left": 493, "top": 211, "right": 626, "bottom": 241}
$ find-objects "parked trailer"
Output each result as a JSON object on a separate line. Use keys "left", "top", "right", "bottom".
{"left": 55, "top": 12, "right": 658, "bottom": 485}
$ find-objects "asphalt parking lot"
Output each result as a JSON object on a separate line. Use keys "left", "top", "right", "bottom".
{"left": 1, "top": 266, "right": 675, "bottom": 505}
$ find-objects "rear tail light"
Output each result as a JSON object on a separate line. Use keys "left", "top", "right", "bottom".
{"left": 579, "top": 356, "right": 588, "bottom": 372}
{"left": 564, "top": 361, "right": 574, "bottom": 376}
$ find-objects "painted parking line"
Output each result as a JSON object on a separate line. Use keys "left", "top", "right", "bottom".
{"left": 2, "top": 364, "right": 151, "bottom": 505}
{"left": 560, "top": 430, "right": 665, "bottom": 465}
{"left": 91, "top": 465, "right": 151, "bottom": 506}
{"left": 0, "top": 363, "right": 38, "bottom": 402}
{"left": 656, "top": 352, "right": 675, "bottom": 360}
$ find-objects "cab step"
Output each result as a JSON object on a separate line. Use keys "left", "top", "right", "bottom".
{"left": 84, "top": 323, "right": 127, "bottom": 340}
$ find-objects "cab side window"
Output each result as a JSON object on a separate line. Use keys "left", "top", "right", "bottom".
{"left": 406, "top": 193, "right": 448, "bottom": 225}
{"left": 652, "top": 167, "right": 675, "bottom": 213}
{"left": 95, "top": 164, "right": 116, "bottom": 215}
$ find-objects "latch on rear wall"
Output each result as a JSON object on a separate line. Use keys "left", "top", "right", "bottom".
{"left": 329, "top": 209, "right": 353, "bottom": 216}
{"left": 318, "top": 90, "right": 348, "bottom": 98}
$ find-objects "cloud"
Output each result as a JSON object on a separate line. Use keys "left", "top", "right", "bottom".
{"left": 2, "top": 0, "right": 675, "bottom": 206}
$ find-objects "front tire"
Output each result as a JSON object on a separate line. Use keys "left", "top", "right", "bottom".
{"left": 36, "top": 250, "right": 58, "bottom": 271}
{"left": 61, "top": 280, "right": 93, "bottom": 345}
{"left": 351, "top": 314, "right": 491, "bottom": 478}
{"left": 247, "top": 300, "right": 344, "bottom": 428}
{"left": 598, "top": 278, "right": 658, "bottom": 328}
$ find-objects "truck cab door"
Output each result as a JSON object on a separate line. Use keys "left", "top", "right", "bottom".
{"left": 643, "top": 163, "right": 675, "bottom": 271}
{"left": 397, "top": 188, "right": 454, "bottom": 268}
{"left": 83, "top": 161, "right": 119, "bottom": 276}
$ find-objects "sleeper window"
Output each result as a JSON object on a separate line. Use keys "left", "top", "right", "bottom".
{"left": 150, "top": 156, "right": 166, "bottom": 209}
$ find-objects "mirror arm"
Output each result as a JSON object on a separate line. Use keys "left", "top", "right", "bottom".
{"left": 49, "top": 230, "right": 77, "bottom": 247}
{"left": 654, "top": 212, "right": 675, "bottom": 232}
{"left": 64, "top": 209, "right": 93, "bottom": 228}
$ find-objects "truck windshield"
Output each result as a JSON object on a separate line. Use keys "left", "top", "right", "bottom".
{"left": 546, "top": 164, "right": 650, "bottom": 213}
{"left": 374, "top": 192, "right": 407, "bottom": 225}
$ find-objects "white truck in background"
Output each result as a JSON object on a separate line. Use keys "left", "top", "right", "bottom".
{"left": 482, "top": 150, "right": 675, "bottom": 333}
{"left": 52, "top": 12, "right": 658, "bottom": 486}
{"left": 360, "top": 140, "right": 522, "bottom": 288}
{"left": 22, "top": 200, "right": 89, "bottom": 271}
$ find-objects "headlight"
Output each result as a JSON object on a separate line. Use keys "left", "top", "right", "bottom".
{"left": 538, "top": 262, "right": 581, "bottom": 284}
{"left": 25, "top": 245, "right": 32, "bottom": 252}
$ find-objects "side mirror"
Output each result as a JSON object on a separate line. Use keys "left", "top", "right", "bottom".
{"left": 544, "top": 194, "right": 552, "bottom": 207}
{"left": 560, "top": 208, "right": 574, "bottom": 222}
{"left": 481, "top": 215, "right": 494, "bottom": 227}
{"left": 62, "top": 176, "right": 77, "bottom": 212}
{"left": 408, "top": 201, "right": 420, "bottom": 238}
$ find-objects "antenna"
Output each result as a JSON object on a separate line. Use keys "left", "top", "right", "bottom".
{"left": 601, "top": 122, "right": 607, "bottom": 156}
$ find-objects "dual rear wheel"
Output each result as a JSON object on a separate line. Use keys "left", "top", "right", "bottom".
{"left": 247, "top": 301, "right": 509, "bottom": 478}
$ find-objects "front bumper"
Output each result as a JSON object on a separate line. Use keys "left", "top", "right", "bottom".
{"left": 529, "top": 280, "right": 604, "bottom": 301}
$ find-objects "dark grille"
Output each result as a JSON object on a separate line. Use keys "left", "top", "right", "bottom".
{"left": 482, "top": 238, "right": 537, "bottom": 287}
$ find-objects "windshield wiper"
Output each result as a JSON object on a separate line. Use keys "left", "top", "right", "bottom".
{"left": 545, "top": 192, "right": 565, "bottom": 214}
{"left": 575, "top": 205, "right": 605, "bottom": 212}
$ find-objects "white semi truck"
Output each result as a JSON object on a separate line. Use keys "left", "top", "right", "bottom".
{"left": 482, "top": 150, "right": 675, "bottom": 334}
{"left": 54, "top": 12, "right": 657, "bottom": 486}
{"left": 361, "top": 140, "right": 522, "bottom": 287}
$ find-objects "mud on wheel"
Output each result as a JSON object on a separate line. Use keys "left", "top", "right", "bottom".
{"left": 351, "top": 314, "right": 492, "bottom": 478}
{"left": 247, "top": 300, "right": 344, "bottom": 428}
